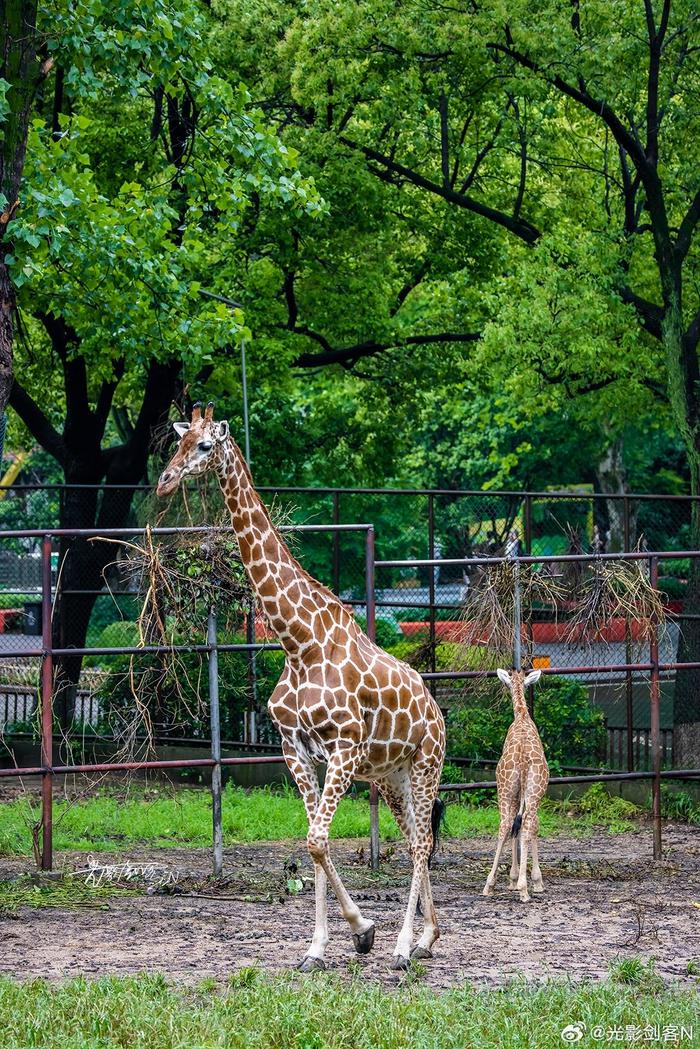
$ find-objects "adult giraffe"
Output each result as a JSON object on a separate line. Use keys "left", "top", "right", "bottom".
{"left": 156, "top": 402, "right": 446, "bottom": 970}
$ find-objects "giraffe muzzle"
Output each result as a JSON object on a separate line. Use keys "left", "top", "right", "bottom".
{"left": 156, "top": 470, "right": 179, "bottom": 497}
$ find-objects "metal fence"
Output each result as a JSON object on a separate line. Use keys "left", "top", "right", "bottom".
{"left": 1, "top": 494, "right": 700, "bottom": 872}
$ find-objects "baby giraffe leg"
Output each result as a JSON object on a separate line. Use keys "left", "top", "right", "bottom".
{"left": 530, "top": 822, "right": 544, "bottom": 894}
{"left": 483, "top": 827, "right": 509, "bottom": 896}
{"left": 516, "top": 832, "right": 531, "bottom": 902}
{"left": 509, "top": 836, "right": 520, "bottom": 889}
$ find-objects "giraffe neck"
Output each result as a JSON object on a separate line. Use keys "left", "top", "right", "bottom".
{"left": 511, "top": 685, "right": 530, "bottom": 721}
{"left": 216, "top": 440, "right": 350, "bottom": 658}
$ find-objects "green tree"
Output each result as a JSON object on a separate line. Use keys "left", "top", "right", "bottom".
{"left": 4, "top": 0, "right": 322, "bottom": 719}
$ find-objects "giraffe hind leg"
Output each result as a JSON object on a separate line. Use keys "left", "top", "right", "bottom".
{"left": 391, "top": 754, "right": 442, "bottom": 969}
{"left": 379, "top": 773, "right": 436, "bottom": 959}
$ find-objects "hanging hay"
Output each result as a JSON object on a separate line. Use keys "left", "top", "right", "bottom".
{"left": 89, "top": 490, "right": 299, "bottom": 759}
{"left": 454, "top": 559, "right": 567, "bottom": 661}
{"left": 563, "top": 552, "right": 665, "bottom": 644}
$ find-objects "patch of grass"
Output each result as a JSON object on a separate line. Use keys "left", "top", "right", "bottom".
{"left": 659, "top": 787, "right": 700, "bottom": 825}
{"left": 0, "top": 972, "right": 697, "bottom": 1049}
{"left": 0, "top": 876, "right": 137, "bottom": 915}
{"left": 548, "top": 784, "right": 641, "bottom": 834}
{"left": 609, "top": 957, "right": 666, "bottom": 995}
{"left": 0, "top": 782, "right": 639, "bottom": 858}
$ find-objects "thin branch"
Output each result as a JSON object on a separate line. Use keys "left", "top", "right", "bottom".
{"left": 292, "top": 330, "right": 481, "bottom": 369}
{"left": 340, "top": 135, "right": 541, "bottom": 244}
{"left": 9, "top": 379, "right": 66, "bottom": 465}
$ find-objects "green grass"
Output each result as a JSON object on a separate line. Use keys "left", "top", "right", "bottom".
{"left": 0, "top": 783, "right": 642, "bottom": 857}
{"left": 0, "top": 968, "right": 696, "bottom": 1049}
{"left": 0, "top": 876, "right": 137, "bottom": 915}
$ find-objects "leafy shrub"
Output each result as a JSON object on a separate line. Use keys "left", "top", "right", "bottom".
{"left": 354, "top": 613, "right": 401, "bottom": 647}
{"left": 657, "top": 576, "right": 687, "bottom": 600}
{"left": 448, "top": 673, "right": 606, "bottom": 769}
{"left": 0, "top": 592, "right": 36, "bottom": 609}
{"left": 394, "top": 607, "right": 462, "bottom": 622}
{"left": 659, "top": 787, "right": 700, "bottom": 824}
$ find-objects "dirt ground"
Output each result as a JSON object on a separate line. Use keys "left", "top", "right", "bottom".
{"left": 1, "top": 823, "right": 699, "bottom": 989}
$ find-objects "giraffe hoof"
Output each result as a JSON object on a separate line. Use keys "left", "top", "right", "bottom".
{"left": 482, "top": 886, "right": 494, "bottom": 897}
{"left": 391, "top": 955, "right": 410, "bottom": 971}
{"left": 532, "top": 882, "right": 545, "bottom": 894}
{"left": 519, "top": 892, "right": 531, "bottom": 903}
{"left": 410, "top": 946, "right": 433, "bottom": 961}
{"left": 298, "top": 956, "right": 326, "bottom": 973}
{"left": 352, "top": 925, "right": 375, "bottom": 955}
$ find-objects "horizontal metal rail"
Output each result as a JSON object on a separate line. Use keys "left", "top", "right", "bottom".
{"left": 438, "top": 769, "right": 700, "bottom": 792}
{"left": 2, "top": 482, "right": 698, "bottom": 502}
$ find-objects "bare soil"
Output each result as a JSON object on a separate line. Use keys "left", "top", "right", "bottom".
{"left": 1, "top": 824, "right": 699, "bottom": 988}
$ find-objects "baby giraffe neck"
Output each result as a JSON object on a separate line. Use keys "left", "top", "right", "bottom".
{"left": 511, "top": 685, "right": 530, "bottom": 720}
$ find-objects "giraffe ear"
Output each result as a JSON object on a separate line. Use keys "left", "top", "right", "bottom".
{"left": 173, "top": 422, "right": 189, "bottom": 438}
{"left": 216, "top": 420, "right": 229, "bottom": 441}
{"left": 524, "top": 669, "right": 542, "bottom": 687}
{"left": 496, "top": 668, "right": 512, "bottom": 689}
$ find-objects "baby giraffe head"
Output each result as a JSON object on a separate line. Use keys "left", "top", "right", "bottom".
{"left": 156, "top": 401, "right": 230, "bottom": 497}
{"left": 496, "top": 667, "right": 542, "bottom": 714}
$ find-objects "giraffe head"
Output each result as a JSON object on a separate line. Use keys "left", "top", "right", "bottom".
{"left": 496, "top": 668, "right": 542, "bottom": 713}
{"left": 156, "top": 401, "right": 230, "bottom": 497}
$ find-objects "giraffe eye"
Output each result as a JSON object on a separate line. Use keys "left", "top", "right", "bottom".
{"left": 198, "top": 441, "right": 213, "bottom": 452}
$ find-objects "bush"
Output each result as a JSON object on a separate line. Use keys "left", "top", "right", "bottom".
{"left": 354, "top": 614, "right": 401, "bottom": 647}
{"left": 394, "top": 607, "right": 461, "bottom": 622}
{"left": 657, "top": 575, "right": 687, "bottom": 600}
{"left": 447, "top": 673, "right": 606, "bottom": 769}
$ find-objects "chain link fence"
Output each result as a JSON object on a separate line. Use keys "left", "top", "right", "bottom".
{"left": 0, "top": 485, "right": 699, "bottom": 779}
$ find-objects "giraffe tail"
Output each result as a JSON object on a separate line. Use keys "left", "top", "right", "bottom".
{"left": 510, "top": 763, "right": 524, "bottom": 835}
{"left": 429, "top": 797, "right": 446, "bottom": 867}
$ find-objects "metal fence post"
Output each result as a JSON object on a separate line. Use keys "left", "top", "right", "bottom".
{"left": 40, "top": 533, "right": 54, "bottom": 871}
{"left": 649, "top": 555, "right": 662, "bottom": 859}
{"left": 513, "top": 559, "right": 522, "bottom": 672}
{"left": 427, "top": 494, "right": 437, "bottom": 689}
{"left": 524, "top": 494, "right": 533, "bottom": 556}
{"left": 332, "top": 491, "right": 341, "bottom": 596}
{"left": 208, "top": 606, "right": 224, "bottom": 878}
{"left": 366, "top": 526, "right": 380, "bottom": 871}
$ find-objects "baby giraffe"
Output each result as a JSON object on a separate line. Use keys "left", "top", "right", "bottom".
{"left": 483, "top": 668, "right": 549, "bottom": 902}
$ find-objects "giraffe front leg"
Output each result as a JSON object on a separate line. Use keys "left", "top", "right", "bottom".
{"left": 307, "top": 748, "right": 375, "bottom": 957}
{"left": 281, "top": 741, "right": 329, "bottom": 971}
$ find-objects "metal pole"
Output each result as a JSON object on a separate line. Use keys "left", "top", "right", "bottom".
{"left": 513, "top": 559, "right": 522, "bottom": 672}
{"left": 241, "top": 337, "right": 251, "bottom": 463}
{"left": 208, "top": 607, "right": 224, "bottom": 878}
{"left": 427, "top": 494, "right": 437, "bottom": 691}
{"left": 649, "top": 555, "right": 662, "bottom": 859}
{"left": 623, "top": 500, "right": 634, "bottom": 771}
{"left": 366, "top": 526, "right": 380, "bottom": 871}
{"left": 40, "top": 534, "right": 53, "bottom": 871}
{"left": 332, "top": 491, "right": 341, "bottom": 596}
{"left": 241, "top": 336, "right": 258, "bottom": 740}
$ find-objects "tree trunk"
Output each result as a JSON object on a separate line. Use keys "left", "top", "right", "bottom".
{"left": 0, "top": 0, "right": 40, "bottom": 411}
{"left": 50, "top": 359, "right": 181, "bottom": 730}
{"left": 594, "top": 434, "right": 633, "bottom": 551}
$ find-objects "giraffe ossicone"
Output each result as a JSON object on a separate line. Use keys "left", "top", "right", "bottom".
{"left": 157, "top": 402, "right": 446, "bottom": 969}
{"left": 483, "top": 668, "right": 549, "bottom": 903}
